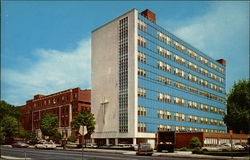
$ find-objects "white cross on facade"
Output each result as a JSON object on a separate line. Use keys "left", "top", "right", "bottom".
{"left": 100, "top": 97, "right": 109, "bottom": 124}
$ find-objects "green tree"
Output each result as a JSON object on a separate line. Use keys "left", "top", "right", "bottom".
{"left": 189, "top": 137, "right": 201, "bottom": 149}
{"left": 224, "top": 79, "right": 250, "bottom": 133}
{"left": 40, "top": 113, "right": 58, "bottom": 138}
{"left": 71, "top": 112, "right": 96, "bottom": 136}
{"left": 0, "top": 100, "right": 22, "bottom": 120}
{"left": 25, "top": 132, "right": 38, "bottom": 145}
{"left": 0, "top": 115, "right": 19, "bottom": 141}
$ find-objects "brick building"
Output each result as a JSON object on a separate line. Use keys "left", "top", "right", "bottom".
{"left": 20, "top": 88, "right": 90, "bottom": 138}
{"left": 175, "top": 132, "right": 249, "bottom": 148}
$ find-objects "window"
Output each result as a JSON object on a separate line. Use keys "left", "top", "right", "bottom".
{"left": 158, "top": 61, "right": 171, "bottom": 72}
{"left": 158, "top": 110, "right": 172, "bottom": 120}
{"left": 200, "top": 90, "right": 210, "bottom": 98}
{"left": 188, "top": 61, "right": 198, "bottom": 71}
{"left": 158, "top": 75, "right": 171, "bottom": 85}
{"left": 158, "top": 124, "right": 171, "bottom": 131}
{"left": 188, "top": 74, "right": 198, "bottom": 83}
{"left": 138, "top": 68, "right": 146, "bottom": 77}
{"left": 138, "top": 35, "right": 146, "bottom": 47}
{"left": 219, "top": 108, "right": 225, "bottom": 115}
{"left": 174, "top": 97, "right": 185, "bottom": 106}
{"left": 199, "top": 67, "right": 208, "bottom": 77}
{"left": 157, "top": 46, "right": 171, "bottom": 59}
{"left": 174, "top": 68, "right": 185, "bottom": 78}
{"left": 188, "top": 101, "right": 198, "bottom": 109}
{"left": 219, "top": 120, "right": 224, "bottom": 126}
{"left": 200, "top": 104, "right": 209, "bottom": 111}
{"left": 158, "top": 93, "right": 171, "bottom": 103}
{"left": 210, "top": 83, "right": 217, "bottom": 91}
{"left": 188, "top": 115, "right": 198, "bottom": 123}
{"left": 174, "top": 112, "right": 185, "bottom": 121}
{"left": 187, "top": 49, "right": 197, "bottom": 59}
{"left": 157, "top": 31, "right": 172, "bottom": 46}
{"left": 138, "top": 106, "right": 146, "bottom": 116}
{"left": 200, "top": 117, "right": 208, "bottom": 124}
{"left": 210, "top": 106, "right": 218, "bottom": 113}
{"left": 200, "top": 79, "right": 208, "bottom": 87}
{"left": 138, "top": 122, "right": 146, "bottom": 132}
{"left": 138, "top": 51, "right": 146, "bottom": 63}
{"left": 138, "top": 87, "right": 146, "bottom": 97}
{"left": 210, "top": 119, "right": 218, "bottom": 125}
{"left": 187, "top": 86, "right": 198, "bottom": 94}
{"left": 174, "top": 54, "right": 186, "bottom": 65}
{"left": 199, "top": 56, "right": 208, "bottom": 65}
{"left": 138, "top": 19, "right": 146, "bottom": 32}
{"left": 174, "top": 81, "right": 186, "bottom": 90}
{"left": 174, "top": 41, "right": 186, "bottom": 53}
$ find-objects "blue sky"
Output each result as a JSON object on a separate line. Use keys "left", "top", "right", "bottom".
{"left": 1, "top": 1, "right": 249, "bottom": 105}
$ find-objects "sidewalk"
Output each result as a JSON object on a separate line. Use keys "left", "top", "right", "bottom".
{"left": 1, "top": 155, "right": 31, "bottom": 160}
{"left": 57, "top": 147, "right": 249, "bottom": 160}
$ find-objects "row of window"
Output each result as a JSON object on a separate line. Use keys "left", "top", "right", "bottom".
{"left": 157, "top": 124, "right": 225, "bottom": 133}
{"left": 141, "top": 60, "right": 225, "bottom": 94}
{"left": 138, "top": 31, "right": 225, "bottom": 83}
{"left": 137, "top": 87, "right": 225, "bottom": 115}
{"left": 144, "top": 24, "right": 225, "bottom": 74}
{"left": 138, "top": 122, "right": 225, "bottom": 133}
{"left": 33, "top": 94, "right": 76, "bottom": 108}
{"left": 139, "top": 50, "right": 225, "bottom": 93}
{"left": 143, "top": 108, "right": 224, "bottom": 126}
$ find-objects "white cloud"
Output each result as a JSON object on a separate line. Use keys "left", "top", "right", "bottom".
{"left": 163, "top": 2, "right": 249, "bottom": 91}
{"left": 2, "top": 38, "right": 91, "bottom": 105}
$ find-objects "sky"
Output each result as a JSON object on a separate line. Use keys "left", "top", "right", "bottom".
{"left": 1, "top": 1, "right": 249, "bottom": 106}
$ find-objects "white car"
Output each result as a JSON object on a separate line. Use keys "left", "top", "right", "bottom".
{"left": 234, "top": 143, "right": 245, "bottom": 151}
{"left": 35, "top": 142, "right": 57, "bottom": 149}
{"left": 202, "top": 145, "right": 222, "bottom": 152}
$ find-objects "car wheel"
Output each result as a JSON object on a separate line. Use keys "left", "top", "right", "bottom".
{"left": 202, "top": 149, "right": 208, "bottom": 152}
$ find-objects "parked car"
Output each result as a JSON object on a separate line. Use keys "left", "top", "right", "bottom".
{"left": 234, "top": 143, "right": 245, "bottom": 151}
{"left": 86, "top": 143, "right": 98, "bottom": 148}
{"left": 136, "top": 143, "right": 153, "bottom": 156}
{"left": 202, "top": 145, "right": 222, "bottom": 152}
{"left": 12, "top": 142, "right": 29, "bottom": 148}
{"left": 35, "top": 141, "right": 56, "bottom": 149}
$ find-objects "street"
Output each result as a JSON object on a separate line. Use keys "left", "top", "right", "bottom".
{"left": 1, "top": 146, "right": 211, "bottom": 160}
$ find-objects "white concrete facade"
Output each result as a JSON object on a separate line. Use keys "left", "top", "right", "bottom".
{"left": 91, "top": 9, "right": 156, "bottom": 146}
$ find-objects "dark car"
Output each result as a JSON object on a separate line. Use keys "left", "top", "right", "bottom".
{"left": 12, "top": 142, "right": 29, "bottom": 148}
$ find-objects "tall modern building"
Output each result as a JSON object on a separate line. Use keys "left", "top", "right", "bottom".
{"left": 91, "top": 9, "right": 226, "bottom": 146}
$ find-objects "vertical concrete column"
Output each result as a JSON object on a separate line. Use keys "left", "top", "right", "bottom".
{"left": 106, "top": 138, "right": 109, "bottom": 145}
{"left": 115, "top": 138, "right": 118, "bottom": 145}
{"left": 69, "top": 104, "right": 72, "bottom": 127}
{"left": 133, "top": 138, "right": 136, "bottom": 145}
{"left": 59, "top": 106, "right": 61, "bottom": 127}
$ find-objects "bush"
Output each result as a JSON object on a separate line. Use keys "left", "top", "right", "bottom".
{"left": 192, "top": 147, "right": 202, "bottom": 154}
{"left": 25, "top": 132, "right": 38, "bottom": 145}
{"left": 189, "top": 137, "right": 201, "bottom": 149}
{"left": 67, "top": 135, "right": 77, "bottom": 143}
{"left": 177, "top": 147, "right": 188, "bottom": 151}
{"left": 51, "top": 132, "right": 62, "bottom": 143}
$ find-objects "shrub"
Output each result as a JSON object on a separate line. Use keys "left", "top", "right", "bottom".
{"left": 67, "top": 135, "right": 77, "bottom": 143}
{"left": 189, "top": 137, "right": 201, "bottom": 149}
{"left": 25, "top": 132, "right": 38, "bottom": 145}
{"left": 192, "top": 147, "right": 202, "bottom": 154}
{"left": 51, "top": 131, "right": 62, "bottom": 143}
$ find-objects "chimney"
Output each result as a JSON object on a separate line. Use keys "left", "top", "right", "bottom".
{"left": 140, "top": 9, "right": 156, "bottom": 23}
{"left": 34, "top": 94, "right": 45, "bottom": 100}
{"left": 216, "top": 59, "right": 226, "bottom": 66}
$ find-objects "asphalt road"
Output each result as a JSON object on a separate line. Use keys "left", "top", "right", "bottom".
{"left": 1, "top": 146, "right": 211, "bottom": 160}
